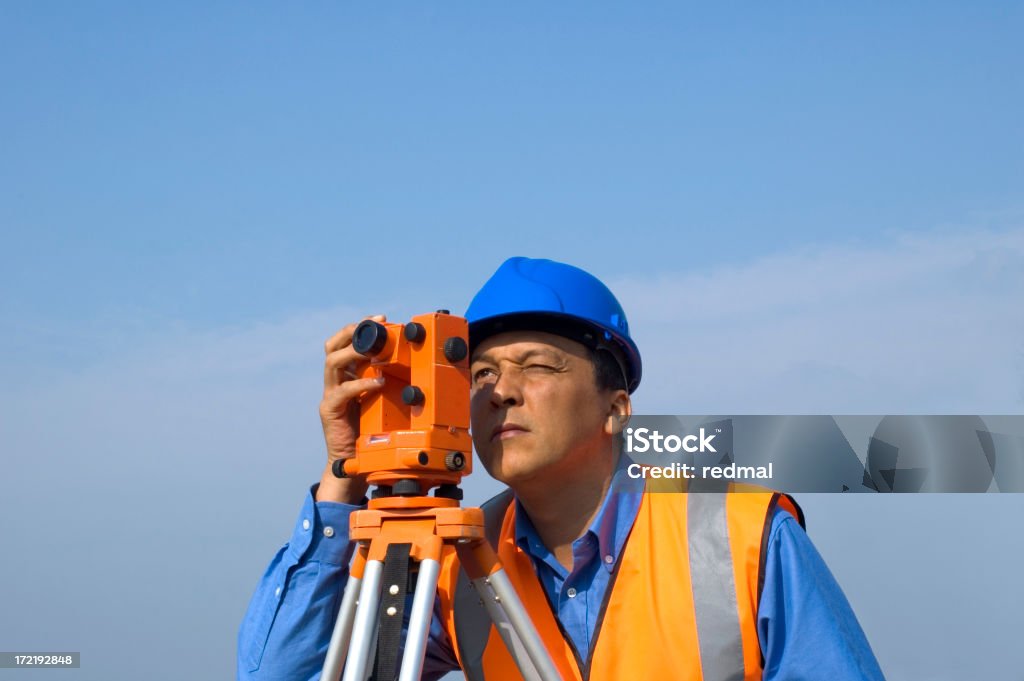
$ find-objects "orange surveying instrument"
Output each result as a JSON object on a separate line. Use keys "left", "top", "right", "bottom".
{"left": 320, "top": 311, "right": 561, "bottom": 681}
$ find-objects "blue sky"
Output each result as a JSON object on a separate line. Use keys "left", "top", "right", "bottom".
{"left": 4, "top": 3, "right": 1022, "bottom": 334}
{"left": 2, "top": 3, "right": 1023, "bottom": 680}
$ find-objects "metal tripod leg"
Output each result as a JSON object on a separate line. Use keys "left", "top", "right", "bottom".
{"left": 471, "top": 568, "right": 562, "bottom": 681}
{"left": 340, "top": 559, "right": 384, "bottom": 681}
{"left": 321, "top": 573, "right": 362, "bottom": 681}
{"left": 397, "top": 558, "right": 441, "bottom": 681}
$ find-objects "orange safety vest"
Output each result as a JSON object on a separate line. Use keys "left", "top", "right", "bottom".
{"left": 436, "top": 486, "right": 803, "bottom": 681}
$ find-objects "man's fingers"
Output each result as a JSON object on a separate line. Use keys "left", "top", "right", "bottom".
{"left": 320, "top": 376, "right": 386, "bottom": 413}
{"left": 323, "top": 314, "right": 387, "bottom": 354}
{"left": 324, "top": 346, "right": 368, "bottom": 388}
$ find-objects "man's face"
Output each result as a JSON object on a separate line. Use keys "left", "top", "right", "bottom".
{"left": 469, "top": 330, "right": 620, "bottom": 487}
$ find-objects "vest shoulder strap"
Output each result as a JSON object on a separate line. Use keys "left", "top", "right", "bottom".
{"left": 482, "top": 488, "right": 514, "bottom": 548}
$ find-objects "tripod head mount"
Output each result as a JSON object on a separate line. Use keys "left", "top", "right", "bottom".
{"left": 332, "top": 310, "right": 473, "bottom": 501}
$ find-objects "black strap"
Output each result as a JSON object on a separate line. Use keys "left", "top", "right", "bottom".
{"left": 371, "top": 543, "right": 412, "bottom": 681}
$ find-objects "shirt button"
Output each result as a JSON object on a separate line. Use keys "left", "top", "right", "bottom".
{"left": 604, "top": 554, "right": 614, "bottom": 565}
{"left": 566, "top": 587, "right": 577, "bottom": 598}
{"left": 302, "top": 519, "right": 311, "bottom": 531}
{"left": 274, "top": 586, "right": 282, "bottom": 598}
{"left": 323, "top": 526, "right": 335, "bottom": 538}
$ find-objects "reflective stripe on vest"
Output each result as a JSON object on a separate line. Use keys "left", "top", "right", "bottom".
{"left": 446, "top": 487, "right": 802, "bottom": 681}
{"left": 687, "top": 491, "right": 744, "bottom": 681}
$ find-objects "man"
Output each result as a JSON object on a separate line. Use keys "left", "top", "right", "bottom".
{"left": 239, "top": 257, "right": 885, "bottom": 680}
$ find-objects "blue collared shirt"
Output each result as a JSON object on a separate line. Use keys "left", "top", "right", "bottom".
{"left": 238, "top": 465, "right": 886, "bottom": 680}
{"left": 511, "top": 454, "right": 643, "bottom": 664}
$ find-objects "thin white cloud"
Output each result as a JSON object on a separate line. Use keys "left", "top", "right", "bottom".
{"left": 611, "top": 227, "right": 1024, "bottom": 413}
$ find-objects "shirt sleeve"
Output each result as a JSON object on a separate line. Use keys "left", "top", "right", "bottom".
{"left": 758, "top": 507, "right": 886, "bottom": 681}
{"left": 237, "top": 484, "right": 460, "bottom": 681}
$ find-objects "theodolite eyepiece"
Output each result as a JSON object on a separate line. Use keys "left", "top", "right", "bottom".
{"left": 353, "top": 319, "right": 389, "bottom": 356}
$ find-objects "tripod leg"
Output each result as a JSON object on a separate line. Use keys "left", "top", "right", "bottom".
{"left": 365, "top": 616, "right": 380, "bottom": 681}
{"left": 470, "top": 576, "right": 526, "bottom": 670}
{"left": 458, "top": 542, "right": 562, "bottom": 681}
{"left": 398, "top": 557, "right": 441, "bottom": 681}
{"left": 321, "top": 573, "right": 362, "bottom": 681}
{"left": 341, "top": 559, "right": 384, "bottom": 681}
{"left": 477, "top": 569, "right": 565, "bottom": 679}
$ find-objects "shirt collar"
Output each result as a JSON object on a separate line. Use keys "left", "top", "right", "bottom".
{"left": 514, "top": 452, "right": 644, "bottom": 573}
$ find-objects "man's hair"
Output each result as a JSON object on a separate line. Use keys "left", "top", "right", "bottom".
{"left": 589, "top": 347, "right": 628, "bottom": 393}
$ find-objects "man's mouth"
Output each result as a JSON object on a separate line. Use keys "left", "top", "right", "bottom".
{"left": 491, "top": 423, "right": 529, "bottom": 441}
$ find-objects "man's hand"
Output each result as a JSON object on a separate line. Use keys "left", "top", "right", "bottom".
{"left": 316, "top": 315, "right": 388, "bottom": 504}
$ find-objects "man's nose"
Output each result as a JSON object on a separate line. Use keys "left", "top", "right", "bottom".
{"left": 489, "top": 370, "right": 524, "bottom": 407}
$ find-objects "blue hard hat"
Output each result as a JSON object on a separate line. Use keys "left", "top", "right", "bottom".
{"left": 465, "top": 257, "right": 642, "bottom": 393}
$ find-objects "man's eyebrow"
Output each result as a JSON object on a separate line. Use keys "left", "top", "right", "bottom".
{"left": 470, "top": 347, "right": 562, "bottom": 364}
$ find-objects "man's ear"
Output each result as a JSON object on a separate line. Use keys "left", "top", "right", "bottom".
{"left": 605, "top": 390, "right": 632, "bottom": 436}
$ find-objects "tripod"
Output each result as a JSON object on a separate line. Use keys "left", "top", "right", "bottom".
{"left": 319, "top": 313, "right": 561, "bottom": 681}
{"left": 318, "top": 493, "right": 561, "bottom": 681}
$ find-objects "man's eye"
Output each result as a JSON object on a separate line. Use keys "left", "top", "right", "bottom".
{"left": 524, "top": 364, "right": 556, "bottom": 372}
{"left": 473, "top": 368, "right": 497, "bottom": 382}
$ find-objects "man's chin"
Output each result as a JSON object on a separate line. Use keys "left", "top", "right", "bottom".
{"left": 489, "top": 461, "right": 552, "bottom": 489}
{"left": 476, "top": 449, "right": 537, "bottom": 486}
